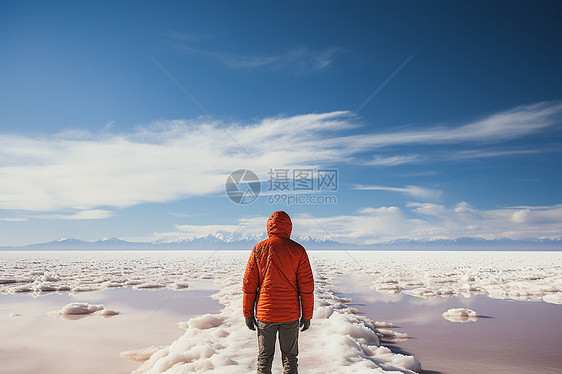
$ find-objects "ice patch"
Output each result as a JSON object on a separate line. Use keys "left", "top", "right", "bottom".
{"left": 442, "top": 308, "right": 478, "bottom": 323}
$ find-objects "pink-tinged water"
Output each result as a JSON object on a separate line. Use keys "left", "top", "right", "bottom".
{"left": 0, "top": 282, "right": 221, "bottom": 374}
{"left": 334, "top": 273, "right": 562, "bottom": 374}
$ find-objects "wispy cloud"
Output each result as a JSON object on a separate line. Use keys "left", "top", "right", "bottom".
{"left": 362, "top": 147, "right": 553, "bottom": 167}
{"left": 365, "top": 154, "right": 422, "bottom": 166}
{"left": 335, "top": 101, "right": 562, "bottom": 150}
{"left": 171, "top": 41, "right": 342, "bottom": 72}
{"left": 224, "top": 47, "right": 341, "bottom": 70}
{"left": 162, "top": 31, "right": 206, "bottom": 42}
{"left": 103, "top": 120, "right": 116, "bottom": 131}
{"left": 1, "top": 209, "right": 113, "bottom": 222}
{"left": 0, "top": 217, "right": 27, "bottom": 222}
{"left": 354, "top": 185, "right": 442, "bottom": 200}
{"left": 451, "top": 148, "right": 544, "bottom": 159}
{"left": 35, "top": 210, "right": 114, "bottom": 220}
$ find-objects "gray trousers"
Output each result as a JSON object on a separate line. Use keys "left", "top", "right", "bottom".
{"left": 256, "top": 319, "right": 299, "bottom": 374}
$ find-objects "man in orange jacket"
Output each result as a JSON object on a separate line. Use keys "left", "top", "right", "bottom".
{"left": 243, "top": 211, "right": 315, "bottom": 374}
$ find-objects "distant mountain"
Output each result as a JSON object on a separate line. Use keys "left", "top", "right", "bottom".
{"left": 0, "top": 236, "right": 560, "bottom": 251}
{"left": 366, "top": 237, "right": 562, "bottom": 250}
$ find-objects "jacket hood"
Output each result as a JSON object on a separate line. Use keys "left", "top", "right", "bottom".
{"left": 266, "top": 211, "right": 292, "bottom": 238}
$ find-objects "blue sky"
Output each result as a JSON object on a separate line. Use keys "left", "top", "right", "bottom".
{"left": 1, "top": 0, "right": 561, "bottom": 246}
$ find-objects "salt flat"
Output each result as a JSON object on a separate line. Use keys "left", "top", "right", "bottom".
{"left": 1, "top": 250, "right": 561, "bottom": 373}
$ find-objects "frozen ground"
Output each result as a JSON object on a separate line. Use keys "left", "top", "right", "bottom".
{"left": 1, "top": 250, "right": 561, "bottom": 373}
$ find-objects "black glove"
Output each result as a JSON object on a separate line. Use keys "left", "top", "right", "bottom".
{"left": 245, "top": 316, "right": 257, "bottom": 331}
{"left": 299, "top": 318, "right": 311, "bottom": 332}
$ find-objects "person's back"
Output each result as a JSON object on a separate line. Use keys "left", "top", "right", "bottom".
{"left": 243, "top": 211, "right": 314, "bottom": 374}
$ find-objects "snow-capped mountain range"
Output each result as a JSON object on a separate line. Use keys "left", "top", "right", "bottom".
{"left": 1, "top": 236, "right": 561, "bottom": 251}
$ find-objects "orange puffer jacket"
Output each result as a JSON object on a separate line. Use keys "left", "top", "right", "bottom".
{"left": 243, "top": 211, "right": 315, "bottom": 323}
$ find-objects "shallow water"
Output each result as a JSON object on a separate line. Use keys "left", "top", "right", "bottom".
{"left": 334, "top": 273, "right": 562, "bottom": 374}
{"left": 0, "top": 283, "right": 221, "bottom": 374}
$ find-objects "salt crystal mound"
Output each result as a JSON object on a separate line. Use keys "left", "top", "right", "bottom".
{"left": 128, "top": 259, "right": 421, "bottom": 374}
{"left": 60, "top": 302, "right": 104, "bottom": 314}
{"left": 99, "top": 308, "right": 120, "bottom": 316}
{"left": 133, "top": 283, "right": 166, "bottom": 290}
{"left": 442, "top": 308, "right": 478, "bottom": 323}
{"left": 47, "top": 302, "right": 119, "bottom": 319}
{"left": 0, "top": 251, "right": 560, "bottom": 305}
{"left": 121, "top": 346, "right": 167, "bottom": 362}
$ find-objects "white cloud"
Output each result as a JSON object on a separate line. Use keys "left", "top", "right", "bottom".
{"left": 510, "top": 209, "right": 531, "bottom": 224}
{"left": 406, "top": 202, "right": 562, "bottom": 240}
{"left": 139, "top": 203, "right": 562, "bottom": 244}
{"left": 35, "top": 210, "right": 114, "bottom": 220}
{"left": 0, "top": 101, "right": 560, "bottom": 216}
{"left": 354, "top": 185, "right": 442, "bottom": 200}
{"left": 0, "top": 112, "right": 353, "bottom": 213}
